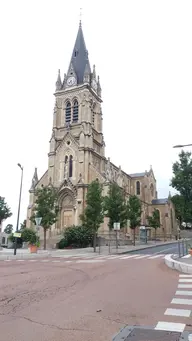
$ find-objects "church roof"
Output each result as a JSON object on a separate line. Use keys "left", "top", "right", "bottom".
{"left": 152, "top": 198, "right": 168, "bottom": 205}
{"left": 67, "top": 21, "right": 91, "bottom": 85}
{"left": 130, "top": 172, "right": 146, "bottom": 178}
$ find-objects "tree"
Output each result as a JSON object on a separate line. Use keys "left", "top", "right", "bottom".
{"left": 31, "top": 185, "right": 59, "bottom": 250}
{"left": 127, "top": 195, "right": 142, "bottom": 246}
{"left": 4, "top": 224, "right": 13, "bottom": 234}
{"left": 171, "top": 194, "right": 189, "bottom": 226}
{"left": 171, "top": 150, "right": 192, "bottom": 199}
{"left": 80, "top": 180, "right": 104, "bottom": 252}
{"left": 0, "top": 197, "right": 12, "bottom": 231}
{"left": 147, "top": 209, "right": 161, "bottom": 241}
{"left": 20, "top": 219, "right": 26, "bottom": 232}
{"left": 104, "top": 183, "right": 128, "bottom": 230}
{"left": 171, "top": 151, "right": 192, "bottom": 223}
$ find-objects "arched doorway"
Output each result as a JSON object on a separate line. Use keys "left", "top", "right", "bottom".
{"left": 58, "top": 189, "right": 76, "bottom": 230}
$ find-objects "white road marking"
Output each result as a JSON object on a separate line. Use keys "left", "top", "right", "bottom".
{"left": 16, "top": 259, "right": 25, "bottom": 262}
{"left": 41, "top": 260, "right": 49, "bottom": 262}
{"left": 28, "top": 260, "right": 37, "bottom": 262}
{"left": 52, "top": 260, "right": 61, "bottom": 263}
{"left": 180, "top": 274, "right": 192, "bottom": 278}
{"left": 148, "top": 254, "right": 164, "bottom": 259}
{"left": 164, "top": 308, "right": 191, "bottom": 317}
{"left": 179, "top": 279, "right": 192, "bottom": 283}
{"left": 155, "top": 321, "right": 185, "bottom": 332}
{"left": 176, "top": 290, "right": 192, "bottom": 296}
{"left": 171, "top": 298, "right": 192, "bottom": 305}
{"left": 134, "top": 255, "right": 150, "bottom": 259}
{"left": 76, "top": 259, "right": 105, "bottom": 263}
{"left": 65, "top": 261, "right": 72, "bottom": 263}
{"left": 105, "top": 256, "right": 119, "bottom": 260}
{"left": 182, "top": 254, "right": 191, "bottom": 258}
{"left": 4, "top": 259, "right": 11, "bottom": 261}
{"left": 120, "top": 255, "right": 141, "bottom": 259}
{"left": 178, "top": 284, "right": 192, "bottom": 289}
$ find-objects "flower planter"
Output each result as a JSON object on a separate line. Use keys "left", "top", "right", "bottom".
{"left": 29, "top": 245, "right": 38, "bottom": 253}
{"left": 189, "top": 249, "right": 192, "bottom": 256}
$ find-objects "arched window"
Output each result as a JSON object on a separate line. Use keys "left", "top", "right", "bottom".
{"left": 136, "top": 181, "right": 140, "bottom": 195}
{"left": 73, "top": 100, "right": 78, "bottom": 122}
{"left": 69, "top": 155, "right": 73, "bottom": 177}
{"left": 65, "top": 101, "right": 71, "bottom": 124}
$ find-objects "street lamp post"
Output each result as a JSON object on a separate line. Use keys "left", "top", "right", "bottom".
{"left": 173, "top": 144, "right": 192, "bottom": 148}
{"left": 14, "top": 163, "right": 24, "bottom": 256}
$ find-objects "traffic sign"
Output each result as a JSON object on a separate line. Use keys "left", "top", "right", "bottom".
{"left": 13, "top": 232, "right": 21, "bottom": 238}
{"left": 113, "top": 222, "right": 120, "bottom": 230}
{"left": 35, "top": 217, "right": 42, "bottom": 226}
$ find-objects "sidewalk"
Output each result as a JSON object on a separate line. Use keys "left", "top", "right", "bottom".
{"left": 0, "top": 240, "right": 177, "bottom": 260}
{"left": 50, "top": 240, "right": 178, "bottom": 258}
{"left": 165, "top": 254, "right": 192, "bottom": 274}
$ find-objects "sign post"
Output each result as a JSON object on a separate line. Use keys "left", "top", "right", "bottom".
{"left": 113, "top": 222, "right": 120, "bottom": 250}
{"left": 35, "top": 217, "right": 42, "bottom": 236}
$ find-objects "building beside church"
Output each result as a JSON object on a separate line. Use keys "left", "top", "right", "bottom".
{"left": 26, "top": 21, "right": 177, "bottom": 240}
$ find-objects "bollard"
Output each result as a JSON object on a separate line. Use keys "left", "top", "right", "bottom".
{"left": 108, "top": 240, "right": 111, "bottom": 254}
{"left": 182, "top": 239, "right": 185, "bottom": 257}
{"left": 99, "top": 237, "right": 101, "bottom": 255}
{"left": 178, "top": 239, "right": 181, "bottom": 258}
{"left": 185, "top": 238, "right": 188, "bottom": 255}
{"left": 116, "top": 230, "right": 118, "bottom": 251}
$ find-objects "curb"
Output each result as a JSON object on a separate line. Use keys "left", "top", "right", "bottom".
{"left": 0, "top": 252, "right": 51, "bottom": 260}
{"left": 119, "top": 241, "right": 178, "bottom": 255}
{"left": 164, "top": 254, "right": 192, "bottom": 274}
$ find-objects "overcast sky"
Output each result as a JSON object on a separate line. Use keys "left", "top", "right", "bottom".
{"left": 0, "top": 0, "right": 192, "bottom": 229}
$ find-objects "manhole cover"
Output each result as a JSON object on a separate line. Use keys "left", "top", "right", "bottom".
{"left": 125, "top": 328, "right": 181, "bottom": 340}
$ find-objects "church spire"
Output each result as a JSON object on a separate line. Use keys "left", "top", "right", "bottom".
{"left": 55, "top": 69, "right": 62, "bottom": 91}
{"left": 30, "top": 168, "right": 38, "bottom": 191}
{"left": 66, "top": 22, "right": 91, "bottom": 85}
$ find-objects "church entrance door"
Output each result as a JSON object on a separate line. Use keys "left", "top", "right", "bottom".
{"left": 63, "top": 210, "right": 73, "bottom": 228}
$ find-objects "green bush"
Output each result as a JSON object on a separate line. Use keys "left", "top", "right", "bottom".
{"left": 58, "top": 238, "right": 68, "bottom": 249}
{"left": 59, "top": 225, "right": 94, "bottom": 249}
{"left": 21, "top": 228, "right": 37, "bottom": 245}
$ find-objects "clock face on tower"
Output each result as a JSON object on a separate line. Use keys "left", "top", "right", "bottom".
{"left": 67, "top": 76, "right": 77, "bottom": 86}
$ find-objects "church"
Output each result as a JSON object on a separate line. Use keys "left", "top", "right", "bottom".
{"left": 26, "top": 21, "right": 177, "bottom": 241}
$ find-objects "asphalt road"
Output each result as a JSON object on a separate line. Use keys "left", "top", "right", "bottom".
{"left": 0, "top": 252, "right": 181, "bottom": 341}
{"left": 130, "top": 242, "right": 179, "bottom": 255}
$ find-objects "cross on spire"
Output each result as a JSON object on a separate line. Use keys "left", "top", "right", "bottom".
{"left": 79, "top": 7, "right": 82, "bottom": 25}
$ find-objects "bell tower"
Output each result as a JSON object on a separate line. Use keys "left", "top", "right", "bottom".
{"left": 48, "top": 21, "right": 105, "bottom": 188}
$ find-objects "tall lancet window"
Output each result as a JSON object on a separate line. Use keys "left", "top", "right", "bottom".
{"left": 73, "top": 100, "right": 79, "bottom": 123}
{"left": 65, "top": 101, "right": 71, "bottom": 124}
{"left": 69, "top": 155, "right": 73, "bottom": 177}
{"left": 136, "top": 181, "right": 141, "bottom": 195}
{"left": 64, "top": 155, "right": 68, "bottom": 178}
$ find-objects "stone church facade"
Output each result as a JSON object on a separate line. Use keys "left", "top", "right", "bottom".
{"left": 26, "top": 22, "right": 177, "bottom": 239}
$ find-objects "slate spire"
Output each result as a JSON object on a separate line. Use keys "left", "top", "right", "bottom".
{"left": 66, "top": 21, "right": 91, "bottom": 85}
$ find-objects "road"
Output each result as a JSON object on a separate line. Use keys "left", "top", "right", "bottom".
{"left": 1, "top": 241, "right": 190, "bottom": 341}
{"left": 129, "top": 242, "right": 179, "bottom": 255}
